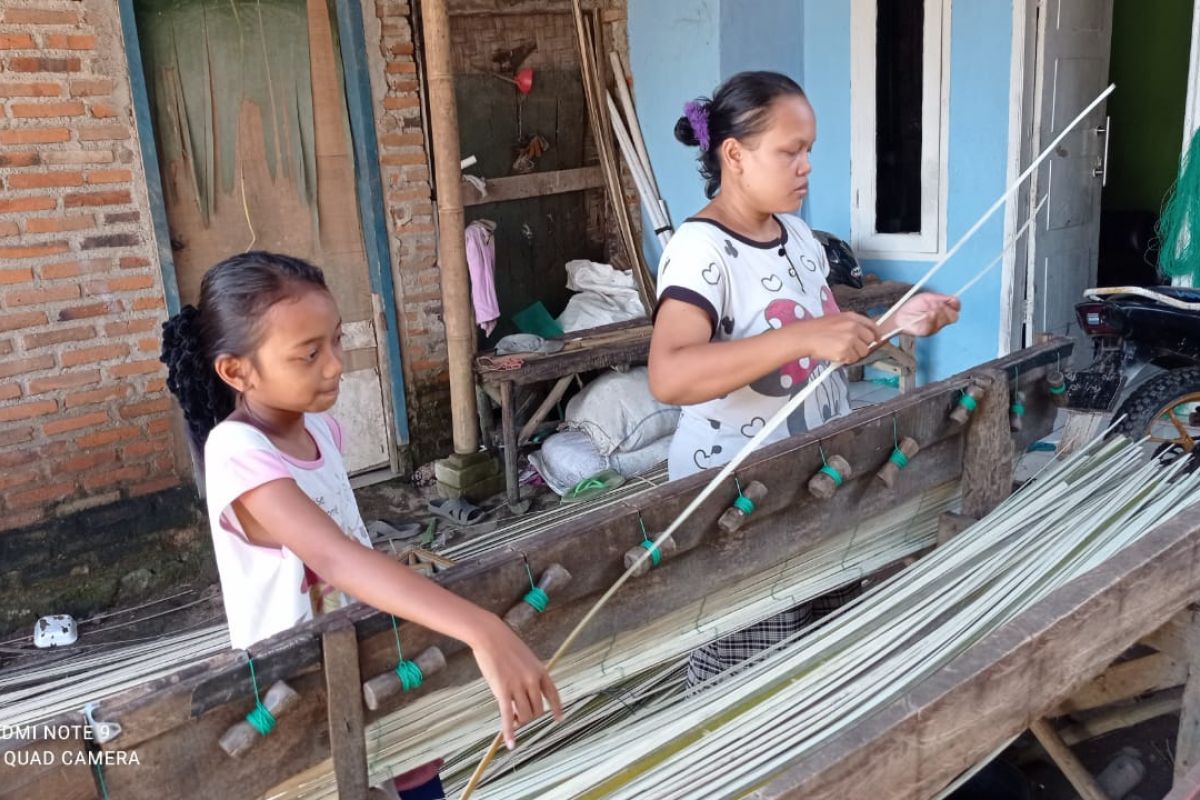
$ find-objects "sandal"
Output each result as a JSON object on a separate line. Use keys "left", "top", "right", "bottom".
{"left": 427, "top": 497, "right": 488, "bottom": 526}
{"left": 561, "top": 469, "right": 626, "bottom": 504}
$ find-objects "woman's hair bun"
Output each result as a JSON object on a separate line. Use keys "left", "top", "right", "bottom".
{"left": 674, "top": 114, "right": 700, "bottom": 147}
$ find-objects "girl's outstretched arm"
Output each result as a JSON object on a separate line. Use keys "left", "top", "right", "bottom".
{"left": 232, "top": 479, "right": 563, "bottom": 749}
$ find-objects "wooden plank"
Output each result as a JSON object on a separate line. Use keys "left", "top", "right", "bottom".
{"left": 500, "top": 381, "right": 519, "bottom": 504}
{"left": 1145, "top": 610, "right": 1199, "bottom": 661}
{"left": 86, "top": 341, "right": 1073, "bottom": 798}
{"left": 518, "top": 375, "right": 573, "bottom": 445}
{"left": 323, "top": 624, "right": 369, "bottom": 800}
{"left": 1179, "top": 611, "right": 1200, "bottom": 787}
{"left": 1056, "top": 651, "right": 1187, "bottom": 714}
{"left": 460, "top": 166, "right": 605, "bottom": 207}
{"left": 961, "top": 370, "right": 1013, "bottom": 519}
{"left": 748, "top": 497, "right": 1200, "bottom": 800}
{"left": 1029, "top": 719, "right": 1109, "bottom": 800}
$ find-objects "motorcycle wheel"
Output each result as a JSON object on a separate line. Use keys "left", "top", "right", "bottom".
{"left": 1111, "top": 366, "right": 1200, "bottom": 462}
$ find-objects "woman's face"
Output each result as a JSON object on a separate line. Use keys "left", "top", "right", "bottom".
{"left": 725, "top": 95, "right": 816, "bottom": 214}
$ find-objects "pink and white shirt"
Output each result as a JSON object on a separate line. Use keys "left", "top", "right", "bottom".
{"left": 203, "top": 413, "right": 373, "bottom": 650}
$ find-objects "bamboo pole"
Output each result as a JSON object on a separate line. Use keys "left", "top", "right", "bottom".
{"left": 420, "top": 0, "right": 478, "bottom": 454}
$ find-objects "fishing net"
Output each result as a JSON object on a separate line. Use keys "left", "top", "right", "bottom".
{"left": 1157, "top": 127, "right": 1200, "bottom": 284}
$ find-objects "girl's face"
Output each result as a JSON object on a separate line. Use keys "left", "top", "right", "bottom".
{"left": 724, "top": 95, "right": 816, "bottom": 214}
{"left": 222, "top": 288, "right": 345, "bottom": 415}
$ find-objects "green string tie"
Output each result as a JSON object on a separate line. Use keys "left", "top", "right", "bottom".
{"left": 640, "top": 538, "right": 662, "bottom": 567}
{"left": 819, "top": 464, "right": 844, "bottom": 487}
{"left": 1049, "top": 382, "right": 1067, "bottom": 395}
{"left": 524, "top": 586, "right": 550, "bottom": 613}
{"left": 888, "top": 448, "right": 909, "bottom": 469}
{"left": 244, "top": 656, "right": 276, "bottom": 737}
{"left": 958, "top": 393, "right": 978, "bottom": 412}
{"left": 1010, "top": 402, "right": 1026, "bottom": 416}
{"left": 733, "top": 494, "right": 755, "bottom": 515}
{"left": 394, "top": 659, "right": 424, "bottom": 691}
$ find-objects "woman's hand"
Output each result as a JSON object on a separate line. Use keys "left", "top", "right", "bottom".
{"left": 466, "top": 613, "right": 564, "bottom": 750}
{"left": 789, "top": 311, "right": 879, "bottom": 364}
{"left": 888, "top": 293, "right": 960, "bottom": 337}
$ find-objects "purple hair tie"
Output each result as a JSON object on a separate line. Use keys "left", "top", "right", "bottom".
{"left": 684, "top": 100, "right": 711, "bottom": 152}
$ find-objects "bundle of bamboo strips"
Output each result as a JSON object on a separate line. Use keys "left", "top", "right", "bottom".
{"left": 606, "top": 52, "right": 671, "bottom": 246}
{"left": 448, "top": 436, "right": 1200, "bottom": 799}
{"left": 263, "top": 481, "right": 960, "bottom": 799}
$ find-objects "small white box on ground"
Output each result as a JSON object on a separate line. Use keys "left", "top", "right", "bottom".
{"left": 33, "top": 614, "right": 77, "bottom": 648}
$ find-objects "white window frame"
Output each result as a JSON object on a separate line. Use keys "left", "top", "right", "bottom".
{"left": 849, "top": 0, "right": 951, "bottom": 260}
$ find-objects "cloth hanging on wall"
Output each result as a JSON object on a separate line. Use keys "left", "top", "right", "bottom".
{"left": 466, "top": 220, "right": 501, "bottom": 336}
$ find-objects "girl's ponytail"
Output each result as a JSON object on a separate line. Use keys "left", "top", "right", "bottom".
{"left": 160, "top": 304, "right": 234, "bottom": 452}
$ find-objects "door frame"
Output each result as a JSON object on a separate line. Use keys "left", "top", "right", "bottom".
{"left": 116, "top": 0, "right": 411, "bottom": 455}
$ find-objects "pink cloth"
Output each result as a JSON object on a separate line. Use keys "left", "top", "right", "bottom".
{"left": 466, "top": 221, "right": 500, "bottom": 336}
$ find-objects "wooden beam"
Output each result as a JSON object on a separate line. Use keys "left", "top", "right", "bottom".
{"left": 1179, "top": 611, "right": 1200, "bottom": 787}
{"left": 1056, "top": 651, "right": 1187, "bottom": 714}
{"left": 960, "top": 369, "right": 1013, "bottom": 519}
{"left": 461, "top": 166, "right": 605, "bottom": 207}
{"left": 750, "top": 497, "right": 1200, "bottom": 800}
{"left": 1060, "top": 690, "right": 1183, "bottom": 746}
{"left": 518, "top": 375, "right": 573, "bottom": 445}
{"left": 323, "top": 624, "right": 369, "bottom": 800}
{"left": 1030, "top": 719, "right": 1110, "bottom": 800}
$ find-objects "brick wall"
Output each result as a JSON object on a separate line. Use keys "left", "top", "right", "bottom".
{"left": 0, "top": 0, "right": 180, "bottom": 534}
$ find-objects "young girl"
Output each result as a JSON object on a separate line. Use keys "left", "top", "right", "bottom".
{"left": 161, "top": 252, "right": 561, "bottom": 798}
{"left": 648, "top": 72, "right": 960, "bottom": 685}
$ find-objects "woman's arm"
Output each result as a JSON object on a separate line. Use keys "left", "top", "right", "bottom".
{"left": 233, "top": 481, "right": 561, "bottom": 749}
{"left": 648, "top": 298, "right": 878, "bottom": 406}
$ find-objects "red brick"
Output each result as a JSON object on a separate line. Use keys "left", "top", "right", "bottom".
{"left": 0, "top": 425, "right": 34, "bottom": 448}
{"left": 104, "top": 211, "right": 139, "bottom": 225}
{"left": 65, "top": 384, "right": 129, "bottom": 409}
{"left": 381, "top": 132, "right": 424, "bottom": 147}
{"left": 385, "top": 61, "right": 418, "bottom": 74}
{"left": 0, "top": 398, "right": 57, "bottom": 423}
{"left": 5, "top": 283, "right": 79, "bottom": 307}
{"left": 0, "top": 127, "right": 69, "bottom": 144}
{"left": 105, "top": 317, "right": 158, "bottom": 337}
{"left": 76, "top": 126, "right": 128, "bottom": 142}
{"left": 61, "top": 449, "right": 118, "bottom": 474}
{"left": 0, "top": 33, "right": 35, "bottom": 49}
{"left": 59, "top": 301, "right": 120, "bottom": 321}
{"left": 28, "top": 369, "right": 100, "bottom": 393}
{"left": 44, "top": 150, "right": 113, "bottom": 165}
{"left": 118, "top": 256, "right": 150, "bottom": 269}
{"left": 0, "top": 151, "right": 40, "bottom": 167}
{"left": 0, "top": 268, "right": 33, "bottom": 285}
{"left": 147, "top": 417, "right": 173, "bottom": 435}
{"left": 76, "top": 425, "right": 139, "bottom": 449}
{"left": 44, "top": 34, "right": 97, "bottom": 50}
{"left": 0, "top": 82, "right": 59, "bottom": 97}
{"left": 63, "top": 189, "right": 131, "bottom": 208}
{"left": 9, "top": 101, "right": 85, "bottom": 118}
{"left": 40, "top": 261, "right": 83, "bottom": 279}
{"left": 0, "top": 468, "right": 41, "bottom": 492}
{"left": 89, "top": 102, "right": 117, "bottom": 119}
{"left": 0, "top": 242, "right": 69, "bottom": 260}
{"left": 83, "top": 464, "right": 148, "bottom": 491}
{"left": 0, "top": 310, "right": 48, "bottom": 332}
{"left": 8, "top": 482, "right": 75, "bottom": 510}
{"left": 6, "top": 56, "right": 82, "bottom": 73}
{"left": 69, "top": 79, "right": 115, "bottom": 97}
{"left": 82, "top": 232, "right": 138, "bottom": 250}
{"left": 131, "top": 296, "right": 165, "bottom": 312}
{"left": 0, "top": 339, "right": 12, "bottom": 356}
{"left": 25, "top": 214, "right": 95, "bottom": 233}
{"left": 43, "top": 410, "right": 110, "bottom": 436}
{"left": 0, "top": 383, "right": 20, "bottom": 402}
{"left": 0, "top": 196, "right": 56, "bottom": 213}
{"left": 130, "top": 476, "right": 180, "bottom": 497}
{"left": 0, "top": 354, "right": 54, "bottom": 380}
{"left": 3, "top": 8, "right": 81, "bottom": 24}
{"left": 87, "top": 169, "right": 131, "bottom": 184}
{"left": 0, "top": 221, "right": 17, "bottom": 238}
{"left": 383, "top": 94, "right": 420, "bottom": 110}
{"left": 388, "top": 79, "right": 419, "bottom": 93}
{"left": 86, "top": 275, "right": 153, "bottom": 294}
{"left": 7, "top": 170, "right": 83, "bottom": 189}
{"left": 145, "top": 377, "right": 166, "bottom": 393}
{"left": 122, "top": 438, "right": 171, "bottom": 459}
{"left": 135, "top": 336, "right": 159, "bottom": 353}
{"left": 24, "top": 325, "right": 94, "bottom": 350}
{"left": 119, "top": 397, "right": 172, "bottom": 419}
{"left": 110, "top": 359, "right": 161, "bottom": 378}
{"left": 60, "top": 343, "right": 129, "bottom": 368}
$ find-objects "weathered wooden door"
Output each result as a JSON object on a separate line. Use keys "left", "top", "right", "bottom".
{"left": 137, "top": 0, "right": 391, "bottom": 473}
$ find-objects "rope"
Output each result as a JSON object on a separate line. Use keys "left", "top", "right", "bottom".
{"left": 523, "top": 561, "right": 549, "bottom": 613}
{"left": 888, "top": 449, "right": 910, "bottom": 469}
{"left": 244, "top": 655, "right": 275, "bottom": 736}
{"left": 1158, "top": 126, "right": 1200, "bottom": 285}
{"left": 638, "top": 515, "right": 661, "bottom": 568}
{"left": 958, "top": 391, "right": 978, "bottom": 413}
{"left": 733, "top": 476, "right": 755, "bottom": 515}
{"left": 390, "top": 616, "right": 423, "bottom": 692}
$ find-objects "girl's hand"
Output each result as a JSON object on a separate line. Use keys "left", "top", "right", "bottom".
{"left": 790, "top": 311, "right": 879, "bottom": 364}
{"left": 890, "top": 293, "right": 961, "bottom": 336}
{"left": 467, "top": 613, "right": 564, "bottom": 750}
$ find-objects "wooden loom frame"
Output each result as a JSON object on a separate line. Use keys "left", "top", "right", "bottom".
{"left": 8, "top": 337, "right": 1200, "bottom": 800}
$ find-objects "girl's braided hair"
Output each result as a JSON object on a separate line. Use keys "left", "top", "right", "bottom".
{"left": 159, "top": 251, "right": 328, "bottom": 451}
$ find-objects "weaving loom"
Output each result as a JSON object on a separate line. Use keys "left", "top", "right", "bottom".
{"left": 15, "top": 337, "right": 1200, "bottom": 800}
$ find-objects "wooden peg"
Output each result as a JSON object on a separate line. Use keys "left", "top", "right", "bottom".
{"left": 1010, "top": 389, "right": 1027, "bottom": 432}
{"left": 1047, "top": 368, "right": 1068, "bottom": 406}
{"left": 808, "top": 455, "right": 852, "bottom": 500}
{"left": 623, "top": 535, "right": 678, "bottom": 577}
{"left": 949, "top": 384, "right": 986, "bottom": 425}
{"left": 362, "top": 646, "right": 446, "bottom": 711}
{"left": 218, "top": 680, "right": 301, "bottom": 758}
{"left": 717, "top": 480, "right": 768, "bottom": 534}
{"left": 503, "top": 563, "right": 573, "bottom": 631}
{"left": 876, "top": 437, "right": 921, "bottom": 489}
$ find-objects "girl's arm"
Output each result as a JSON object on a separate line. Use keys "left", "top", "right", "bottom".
{"left": 648, "top": 298, "right": 879, "bottom": 406}
{"left": 232, "top": 480, "right": 561, "bottom": 749}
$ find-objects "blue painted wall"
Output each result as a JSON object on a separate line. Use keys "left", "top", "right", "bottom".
{"left": 629, "top": 0, "right": 1015, "bottom": 383}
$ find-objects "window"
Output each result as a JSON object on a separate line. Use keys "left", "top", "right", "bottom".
{"left": 850, "top": 0, "right": 949, "bottom": 258}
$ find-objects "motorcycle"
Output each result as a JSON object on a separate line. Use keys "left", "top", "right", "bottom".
{"left": 1070, "top": 285, "right": 1200, "bottom": 458}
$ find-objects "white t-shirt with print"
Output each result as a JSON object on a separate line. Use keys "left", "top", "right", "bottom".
{"left": 203, "top": 414, "right": 373, "bottom": 650}
{"left": 656, "top": 214, "right": 851, "bottom": 480}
